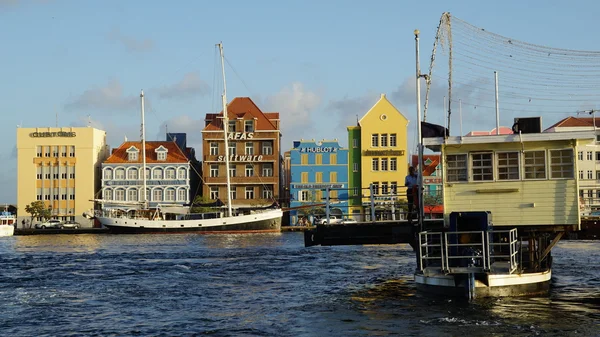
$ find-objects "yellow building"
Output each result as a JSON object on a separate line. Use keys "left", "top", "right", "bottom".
{"left": 16, "top": 127, "right": 109, "bottom": 227}
{"left": 347, "top": 94, "right": 409, "bottom": 219}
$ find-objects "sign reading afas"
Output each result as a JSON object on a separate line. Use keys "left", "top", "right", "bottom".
{"left": 227, "top": 132, "right": 254, "bottom": 140}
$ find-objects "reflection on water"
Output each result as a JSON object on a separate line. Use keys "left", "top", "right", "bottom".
{"left": 0, "top": 234, "right": 597, "bottom": 336}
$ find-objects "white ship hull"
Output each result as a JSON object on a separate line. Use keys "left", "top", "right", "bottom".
{"left": 96, "top": 209, "right": 283, "bottom": 234}
{"left": 0, "top": 225, "right": 14, "bottom": 237}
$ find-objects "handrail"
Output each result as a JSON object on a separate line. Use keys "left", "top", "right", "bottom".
{"left": 419, "top": 228, "right": 520, "bottom": 274}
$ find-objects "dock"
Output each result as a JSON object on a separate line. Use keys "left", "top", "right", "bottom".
{"left": 15, "top": 228, "right": 110, "bottom": 235}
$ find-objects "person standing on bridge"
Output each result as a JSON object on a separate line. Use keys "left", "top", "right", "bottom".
{"left": 405, "top": 166, "right": 419, "bottom": 224}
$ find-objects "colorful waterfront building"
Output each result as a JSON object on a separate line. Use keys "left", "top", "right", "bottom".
{"left": 347, "top": 94, "right": 409, "bottom": 221}
{"left": 202, "top": 97, "right": 281, "bottom": 208}
{"left": 101, "top": 133, "right": 199, "bottom": 209}
{"left": 289, "top": 139, "right": 349, "bottom": 225}
{"left": 411, "top": 154, "right": 443, "bottom": 219}
{"left": 16, "top": 127, "right": 110, "bottom": 226}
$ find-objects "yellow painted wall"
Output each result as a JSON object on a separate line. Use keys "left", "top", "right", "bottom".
{"left": 16, "top": 127, "right": 109, "bottom": 224}
{"left": 442, "top": 139, "right": 582, "bottom": 228}
{"left": 359, "top": 94, "right": 409, "bottom": 200}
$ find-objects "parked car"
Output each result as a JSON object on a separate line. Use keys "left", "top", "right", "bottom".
{"left": 35, "top": 219, "right": 63, "bottom": 229}
{"left": 318, "top": 216, "right": 342, "bottom": 225}
{"left": 62, "top": 221, "right": 80, "bottom": 229}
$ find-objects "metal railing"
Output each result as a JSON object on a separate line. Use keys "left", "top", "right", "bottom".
{"left": 418, "top": 228, "right": 519, "bottom": 274}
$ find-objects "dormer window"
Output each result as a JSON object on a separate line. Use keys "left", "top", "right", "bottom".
{"left": 228, "top": 120, "right": 236, "bottom": 132}
{"left": 126, "top": 146, "right": 139, "bottom": 161}
{"left": 245, "top": 120, "right": 254, "bottom": 132}
{"left": 155, "top": 145, "right": 168, "bottom": 161}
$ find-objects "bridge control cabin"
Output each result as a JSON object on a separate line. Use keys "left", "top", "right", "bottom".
{"left": 423, "top": 130, "right": 596, "bottom": 233}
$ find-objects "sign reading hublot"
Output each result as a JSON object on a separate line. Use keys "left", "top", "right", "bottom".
{"left": 299, "top": 147, "right": 338, "bottom": 153}
{"left": 30, "top": 131, "right": 76, "bottom": 138}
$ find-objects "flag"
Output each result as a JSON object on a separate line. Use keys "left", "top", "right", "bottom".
{"left": 421, "top": 121, "right": 449, "bottom": 138}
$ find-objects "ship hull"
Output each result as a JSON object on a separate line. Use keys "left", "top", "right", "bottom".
{"left": 97, "top": 209, "right": 282, "bottom": 234}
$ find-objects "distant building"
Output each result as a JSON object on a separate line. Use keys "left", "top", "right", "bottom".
{"left": 282, "top": 151, "right": 291, "bottom": 206}
{"left": 101, "top": 135, "right": 197, "bottom": 208}
{"left": 347, "top": 94, "right": 409, "bottom": 221}
{"left": 202, "top": 97, "right": 281, "bottom": 208}
{"left": 289, "top": 139, "right": 349, "bottom": 225}
{"left": 16, "top": 127, "right": 109, "bottom": 226}
{"left": 411, "top": 154, "right": 443, "bottom": 219}
{"left": 464, "top": 126, "right": 513, "bottom": 136}
{"left": 545, "top": 116, "right": 600, "bottom": 213}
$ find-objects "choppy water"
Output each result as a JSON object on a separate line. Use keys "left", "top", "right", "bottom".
{"left": 0, "top": 233, "right": 598, "bottom": 336}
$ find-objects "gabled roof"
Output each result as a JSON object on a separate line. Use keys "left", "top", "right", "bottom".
{"left": 358, "top": 93, "right": 408, "bottom": 127}
{"left": 105, "top": 141, "right": 188, "bottom": 164}
{"left": 546, "top": 116, "right": 595, "bottom": 130}
{"left": 203, "top": 97, "right": 278, "bottom": 132}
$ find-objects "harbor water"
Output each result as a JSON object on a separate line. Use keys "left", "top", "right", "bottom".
{"left": 0, "top": 233, "right": 598, "bottom": 336}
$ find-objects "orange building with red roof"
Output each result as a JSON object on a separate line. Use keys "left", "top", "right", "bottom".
{"left": 411, "top": 154, "right": 443, "bottom": 218}
{"left": 202, "top": 97, "right": 281, "bottom": 207}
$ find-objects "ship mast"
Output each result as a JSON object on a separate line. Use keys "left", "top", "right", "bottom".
{"left": 218, "top": 43, "right": 233, "bottom": 217}
{"left": 140, "top": 90, "right": 148, "bottom": 209}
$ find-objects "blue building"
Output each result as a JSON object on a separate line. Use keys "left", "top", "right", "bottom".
{"left": 289, "top": 139, "right": 349, "bottom": 225}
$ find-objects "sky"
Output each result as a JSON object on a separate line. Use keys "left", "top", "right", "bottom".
{"left": 2, "top": 0, "right": 600, "bottom": 204}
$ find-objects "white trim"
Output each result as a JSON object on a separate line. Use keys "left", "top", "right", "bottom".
{"left": 424, "top": 130, "right": 596, "bottom": 146}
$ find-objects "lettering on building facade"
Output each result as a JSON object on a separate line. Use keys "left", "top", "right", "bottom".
{"left": 363, "top": 149, "right": 404, "bottom": 156}
{"left": 227, "top": 132, "right": 254, "bottom": 140}
{"left": 217, "top": 154, "right": 264, "bottom": 162}
{"left": 30, "top": 131, "right": 76, "bottom": 138}
{"left": 299, "top": 147, "right": 338, "bottom": 153}
{"left": 291, "top": 183, "right": 345, "bottom": 189}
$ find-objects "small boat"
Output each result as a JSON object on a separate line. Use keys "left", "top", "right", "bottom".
{"left": 0, "top": 206, "right": 16, "bottom": 237}
{"left": 91, "top": 43, "right": 282, "bottom": 234}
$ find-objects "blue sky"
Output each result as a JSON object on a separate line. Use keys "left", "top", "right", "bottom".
{"left": 2, "top": 0, "right": 600, "bottom": 204}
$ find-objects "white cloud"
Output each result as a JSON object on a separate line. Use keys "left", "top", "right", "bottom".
{"left": 156, "top": 72, "right": 210, "bottom": 100}
{"left": 326, "top": 92, "right": 382, "bottom": 130}
{"left": 263, "top": 82, "right": 322, "bottom": 146}
{"left": 64, "top": 79, "right": 140, "bottom": 113}
{"left": 155, "top": 115, "right": 204, "bottom": 150}
{"left": 108, "top": 28, "right": 154, "bottom": 53}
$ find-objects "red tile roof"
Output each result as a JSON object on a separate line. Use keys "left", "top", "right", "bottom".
{"left": 411, "top": 154, "right": 440, "bottom": 177}
{"left": 546, "top": 116, "right": 595, "bottom": 130}
{"left": 203, "top": 97, "right": 278, "bottom": 132}
{"left": 105, "top": 141, "right": 189, "bottom": 164}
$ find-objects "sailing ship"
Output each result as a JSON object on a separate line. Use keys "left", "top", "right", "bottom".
{"left": 90, "top": 43, "right": 282, "bottom": 233}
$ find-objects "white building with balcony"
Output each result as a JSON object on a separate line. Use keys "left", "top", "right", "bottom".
{"left": 101, "top": 140, "right": 192, "bottom": 208}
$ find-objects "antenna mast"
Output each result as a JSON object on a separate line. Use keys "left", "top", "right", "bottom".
{"left": 218, "top": 42, "right": 233, "bottom": 218}
{"left": 140, "top": 90, "right": 148, "bottom": 209}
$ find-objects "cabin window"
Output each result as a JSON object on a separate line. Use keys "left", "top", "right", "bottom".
{"left": 245, "top": 164, "right": 254, "bottom": 177}
{"left": 210, "top": 142, "right": 218, "bottom": 155}
{"left": 372, "top": 158, "right": 379, "bottom": 171}
{"left": 262, "top": 186, "right": 273, "bottom": 199}
{"left": 299, "top": 190, "right": 309, "bottom": 201}
{"left": 245, "top": 142, "right": 254, "bottom": 155}
{"left": 262, "top": 163, "right": 273, "bottom": 177}
{"left": 372, "top": 182, "right": 379, "bottom": 195}
{"left": 446, "top": 154, "right": 468, "bottom": 182}
{"left": 128, "top": 189, "right": 138, "bottom": 201}
{"left": 381, "top": 134, "right": 388, "bottom": 147}
{"left": 497, "top": 152, "right": 519, "bottom": 180}
{"left": 371, "top": 134, "right": 379, "bottom": 147}
{"left": 523, "top": 151, "right": 546, "bottom": 179}
{"left": 390, "top": 134, "right": 397, "bottom": 147}
{"left": 245, "top": 186, "right": 254, "bottom": 199}
{"left": 178, "top": 189, "right": 187, "bottom": 201}
{"left": 381, "top": 158, "right": 388, "bottom": 171}
{"left": 471, "top": 153, "right": 493, "bottom": 181}
{"left": 210, "top": 186, "right": 219, "bottom": 199}
{"left": 550, "top": 149, "right": 574, "bottom": 179}
{"left": 210, "top": 164, "right": 219, "bottom": 177}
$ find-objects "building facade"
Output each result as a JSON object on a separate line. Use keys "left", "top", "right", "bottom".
{"left": 202, "top": 97, "right": 281, "bottom": 208}
{"left": 289, "top": 139, "right": 349, "bottom": 225}
{"left": 16, "top": 127, "right": 109, "bottom": 226}
{"left": 101, "top": 138, "right": 194, "bottom": 208}
{"left": 347, "top": 94, "right": 409, "bottom": 220}
{"left": 411, "top": 154, "right": 443, "bottom": 219}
